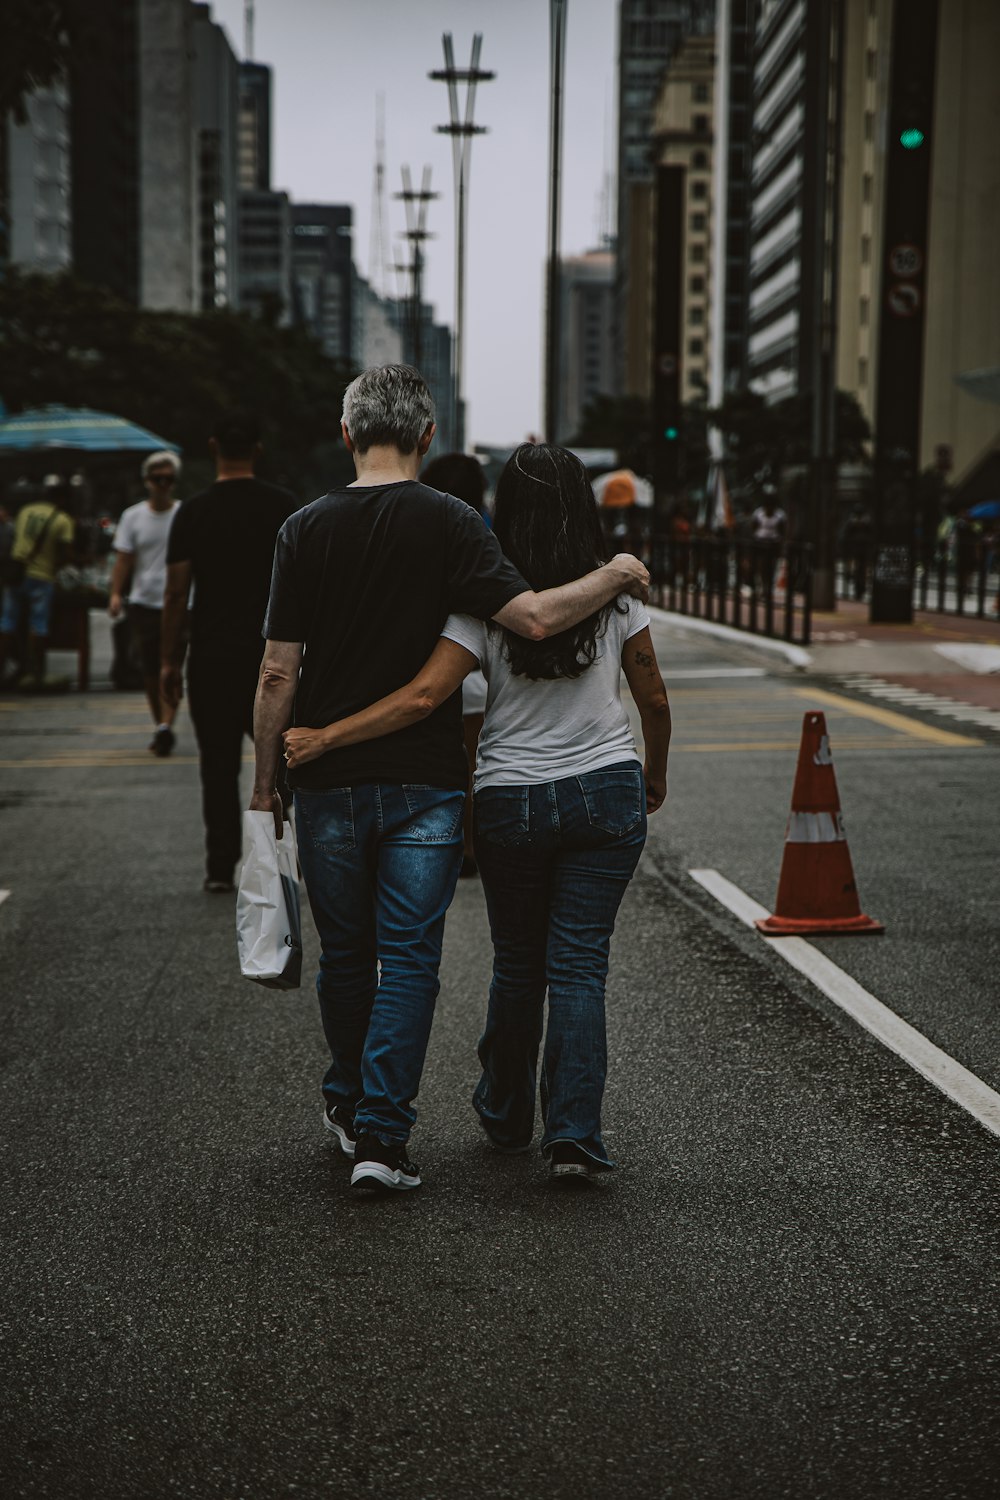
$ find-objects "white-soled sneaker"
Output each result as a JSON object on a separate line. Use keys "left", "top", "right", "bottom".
{"left": 323, "top": 1104, "right": 357, "bottom": 1159}
{"left": 549, "top": 1142, "right": 596, "bottom": 1180}
{"left": 350, "top": 1134, "right": 421, "bottom": 1192}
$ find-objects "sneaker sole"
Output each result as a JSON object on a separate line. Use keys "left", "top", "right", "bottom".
{"left": 550, "top": 1161, "right": 593, "bottom": 1180}
{"left": 322, "top": 1110, "right": 356, "bottom": 1158}
{"left": 350, "top": 1161, "right": 421, "bottom": 1191}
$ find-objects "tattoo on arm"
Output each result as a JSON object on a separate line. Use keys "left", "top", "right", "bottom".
{"left": 634, "top": 648, "right": 657, "bottom": 676}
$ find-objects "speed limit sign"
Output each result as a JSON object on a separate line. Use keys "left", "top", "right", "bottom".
{"left": 889, "top": 243, "right": 923, "bottom": 278}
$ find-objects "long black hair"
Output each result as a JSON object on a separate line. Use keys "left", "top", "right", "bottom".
{"left": 492, "top": 443, "right": 626, "bottom": 681}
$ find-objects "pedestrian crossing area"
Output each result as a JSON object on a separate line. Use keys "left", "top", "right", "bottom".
{"left": 835, "top": 674, "right": 1000, "bottom": 735}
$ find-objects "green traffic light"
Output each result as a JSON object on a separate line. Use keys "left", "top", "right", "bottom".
{"left": 900, "top": 127, "right": 925, "bottom": 150}
{"left": 664, "top": 426, "right": 679, "bottom": 441}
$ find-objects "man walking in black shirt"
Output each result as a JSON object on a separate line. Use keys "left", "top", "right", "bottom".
{"left": 161, "top": 414, "right": 298, "bottom": 892}
{"left": 251, "top": 365, "right": 648, "bottom": 1192}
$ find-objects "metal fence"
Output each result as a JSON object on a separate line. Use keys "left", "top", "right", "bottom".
{"left": 649, "top": 536, "right": 815, "bottom": 646}
{"left": 836, "top": 549, "right": 1000, "bottom": 619}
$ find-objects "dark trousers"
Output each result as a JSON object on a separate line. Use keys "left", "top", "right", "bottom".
{"left": 187, "top": 648, "right": 262, "bottom": 882}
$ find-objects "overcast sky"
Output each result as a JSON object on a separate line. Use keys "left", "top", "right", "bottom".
{"left": 209, "top": 0, "right": 618, "bottom": 446}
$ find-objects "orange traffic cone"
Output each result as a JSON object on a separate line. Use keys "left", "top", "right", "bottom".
{"left": 756, "top": 711, "right": 884, "bottom": 936}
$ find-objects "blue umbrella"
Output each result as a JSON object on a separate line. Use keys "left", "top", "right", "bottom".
{"left": 0, "top": 404, "right": 179, "bottom": 454}
{"left": 968, "top": 499, "right": 1000, "bottom": 522}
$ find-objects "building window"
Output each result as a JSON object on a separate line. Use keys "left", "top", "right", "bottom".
{"left": 691, "top": 180, "right": 708, "bottom": 200}
{"left": 860, "top": 296, "right": 869, "bottom": 326}
{"left": 864, "top": 110, "right": 874, "bottom": 142}
{"left": 688, "top": 306, "right": 704, "bottom": 325}
{"left": 690, "top": 243, "right": 706, "bottom": 262}
{"left": 859, "top": 357, "right": 868, "bottom": 386}
{"left": 691, "top": 213, "right": 707, "bottom": 232}
{"left": 689, "top": 275, "right": 705, "bottom": 293}
{"left": 861, "top": 234, "right": 871, "bottom": 264}
{"left": 863, "top": 173, "right": 873, "bottom": 204}
{"left": 692, "top": 149, "right": 709, "bottom": 168}
{"left": 688, "top": 338, "right": 704, "bottom": 356}
{"left": 694, "top": 83, "right": 709, "bottom": 103}
{"left": 866, "top": 48, "right": 877, "bottom": 81}
{"left": 693, "top": 114, "right": 709, "bottom": 133}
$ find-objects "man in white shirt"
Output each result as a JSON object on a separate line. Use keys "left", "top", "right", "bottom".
{"left": 109, "top": 450, "right": 182, "bottom": 756}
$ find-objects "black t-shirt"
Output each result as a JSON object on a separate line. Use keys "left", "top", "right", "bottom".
{"left": 167, "top": 478, "right": 299, "bottom": 656}
{"left": 264, "top": 480, "right": 529, "bottom": 790}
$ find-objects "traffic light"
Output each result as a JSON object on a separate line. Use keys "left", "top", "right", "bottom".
{"left": 664, "top": 425, "right": 679, "bottom": 441}
{"left": 899, "top": 127, "right": 925, "bottom": 150}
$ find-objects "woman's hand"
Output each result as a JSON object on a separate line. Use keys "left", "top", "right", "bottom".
{"left": 282, "top": 725, "right": 331, "bottom": 769}
{"left": 644, "top": 764, "right": 667, "bottom": 814}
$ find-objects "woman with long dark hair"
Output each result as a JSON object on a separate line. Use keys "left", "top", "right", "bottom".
{"left": 284, "top": 444, "right": 671, "bottom": 1179}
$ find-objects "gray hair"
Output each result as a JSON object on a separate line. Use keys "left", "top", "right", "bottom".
{"left": 142, "top": 450, "right": 181, "bottom": 479}
{"left": 342, "top": 364, "right": 436, "bottom": 455}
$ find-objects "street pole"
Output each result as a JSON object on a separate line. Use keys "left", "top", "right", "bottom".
{"left": 395, "top": 166, "right": 437, "bottom": 370}
{"left": 545, "top": 0, "right": 568, "bottom": 445}
{"left": 431, "top": 36, "right": 494, "bottom": 452}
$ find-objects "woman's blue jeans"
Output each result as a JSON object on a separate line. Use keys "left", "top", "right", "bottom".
{"left": 472, "top": 761, "right": 647, "bottom": 1169}
{"left": 294, "top": 783, "right": 464, "bottom": 1146}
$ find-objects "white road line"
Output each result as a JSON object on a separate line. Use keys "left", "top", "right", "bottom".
{"left": 664, "top": 668, "right": 767, "bottom": 680}
{"left": 688, "top": 867, "right": 1000, "bottom": 1143}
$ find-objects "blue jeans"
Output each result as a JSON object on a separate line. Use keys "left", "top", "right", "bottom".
{"left": 294, "top": 783, "right": 464, "bottom": 1145}
{"left": 472, "top": 761, "right": 647, "bottom": 1169}
{"left": 0, "top": 577, "right": 55, "bottom": 636}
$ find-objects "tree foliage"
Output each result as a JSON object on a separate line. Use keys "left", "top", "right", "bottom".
{"left": 708, "top": 388, "right": 872, "bottom": 490}
{"left": 0, "top": 271, "right": 357, "bottom": 496}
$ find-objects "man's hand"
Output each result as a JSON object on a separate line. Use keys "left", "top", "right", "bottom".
{"left": 250, "top": 787, "right": 284, "bottom": 840}
{"left": 607, "top": 553, "right": 650, "bottom": 602}
{"left": 108, "top": 592, "right": 124, "bottom": 619}
{"left": 282, "top": 725, "right": 330, "bottom": 769}
{"left": 160, "top": 664, "right": 183, "bottom": 708}
{"left": 644, "top": 765, "right": 667, "bottom": 814}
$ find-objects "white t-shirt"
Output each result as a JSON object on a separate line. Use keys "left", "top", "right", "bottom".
{"left": 113, "top": 500, "right": 180, "bottom": 609}
{"left": 751, "top": 506, "right": 786, "bottom": 543}
{"left": 442, "top": 597, "right": 649, "bottom": 792}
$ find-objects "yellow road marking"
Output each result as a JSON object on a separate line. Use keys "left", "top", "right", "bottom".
{"left": 791, "top": 687, "right": 982, "bottom": 747}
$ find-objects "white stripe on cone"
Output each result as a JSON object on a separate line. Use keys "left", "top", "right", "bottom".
{"left": 786, "top": 811, "right": 847, "bottom": 844}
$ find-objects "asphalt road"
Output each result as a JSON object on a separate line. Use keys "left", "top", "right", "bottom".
{"left": 1, "top": 615, "right": 999, "bottom": 1499}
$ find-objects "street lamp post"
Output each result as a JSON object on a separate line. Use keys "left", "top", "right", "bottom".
{"left": 545, "top": 0, "right": 568, "bottom": 445}
{"left": 431, "top": 35, "right": 494, "bottom": 452}
{"left": 395, "top": 166, "right": 438, "bottom": 369}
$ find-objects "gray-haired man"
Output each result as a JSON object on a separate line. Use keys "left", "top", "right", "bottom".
{"left": 251, "top": 364, "right": 648, "bottom": 1193}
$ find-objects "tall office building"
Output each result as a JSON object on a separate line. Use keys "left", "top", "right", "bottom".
{"left": 137, "top": 0, "right": 196, "bottom": 311}
{"left": 650, "top": 34, "right": 716, "bottom": 407}
{"left": 744, "top": 0, "right": 844, "bottom": 407}
{"left": 711, "top": 0, "right": 754, "bottom": 397}
{"left": 616, "top": 0, "right": 716, "bottom": 396}
{"left": 192, "top": 4, "right": 240, "bottom": 311}
{"left": 290, "top": 204, "right": 353, "bottom": 361}
{"left": 352, "top": 276, "right": 404, "bottom": 372}
{"left": 3, "top": 82, "right": 73, "bottom": 275}
{"left": 237, "top": 189, "right": 292, "bottom": 323}
{"left": 238, "top": 63, "right": 272, "bottom": 192}
{"left": 555, "top": 250, "right": 615, "bottom": 444}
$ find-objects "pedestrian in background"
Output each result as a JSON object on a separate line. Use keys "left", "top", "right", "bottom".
{"left": 420, "top": 450, "right": 491, "bottom": 877}
{"left": 0, "top": 474, "right": 75, "bottom": 690}
{"left": 161, "top": 414, "right": 298, "bottom": 893}
{"left": 108, "top": 451, "right": 182, "bottom": 757}
{"left": 252, "top": 364, "right": 649, "bottom": 1195}
{"left": 284, "top": 442, "right": 670, "bottom": 1182}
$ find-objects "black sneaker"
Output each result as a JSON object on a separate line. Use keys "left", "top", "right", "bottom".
{"left": 153, "top": 725, "right": 176, "bottom": 757}
{"left": 323, "top": 1104, "right": 357, "bottom": 1158}
{"left": 351, "top": 1133, "right": 421, "bottom": 1192}
{"left": 549, "top": 1142, "right": 595, "bottom": 1180}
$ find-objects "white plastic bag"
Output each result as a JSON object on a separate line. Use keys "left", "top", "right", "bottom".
{"left": 236, "top": 811, "right": 303, "bottom": 990}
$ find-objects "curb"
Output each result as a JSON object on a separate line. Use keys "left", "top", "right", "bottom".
{"left": 647, "top": 606, "right": 813, "bottom": 670}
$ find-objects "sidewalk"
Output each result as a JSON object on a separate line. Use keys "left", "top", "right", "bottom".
{"left": 806, "top": 599, "right": 1000, "bottom": 713}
